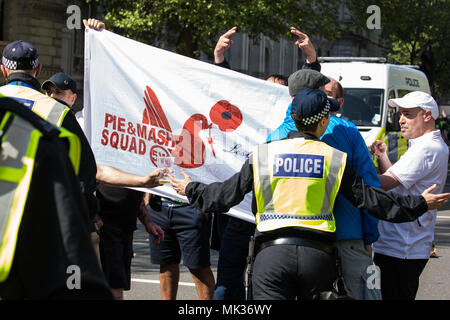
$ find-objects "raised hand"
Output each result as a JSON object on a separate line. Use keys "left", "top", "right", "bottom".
{"left": 83, "top": 18, "right": 105, "bottom": 31}
{"left": 214, "top": 27, "right": 237, "bottom": 63}
{"left": 290, "top": 27, "right": 316, "bottom": 63}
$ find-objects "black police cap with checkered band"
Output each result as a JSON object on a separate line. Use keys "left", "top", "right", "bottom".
{"left": 2, "top": 40, "right": 39, "bottom": 70}
{"left": 291, "top": 88, "right": 340, "bottom": 126}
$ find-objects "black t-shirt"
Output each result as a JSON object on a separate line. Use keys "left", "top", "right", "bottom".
{"left": 61, "top": 109, "right": 98, "bottom": 222}
{"left": 96, "top": 184, "right": 143, "bottom": 232}
{"left": 0, "top": 106, "right": 112, "bottom": 299}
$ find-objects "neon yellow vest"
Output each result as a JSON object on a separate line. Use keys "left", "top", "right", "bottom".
{"left": 253, "top": 138, "right": 347, "bottom": 233}
{"left": 0, "top": 85, "right": 80, "bottom": 174}
{"left": 0, "top": 98, "right": 81, "bottom": 282}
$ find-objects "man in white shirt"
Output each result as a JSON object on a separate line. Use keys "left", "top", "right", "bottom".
{"left": 371, "top": 91, "right": 449, "bottom": 300}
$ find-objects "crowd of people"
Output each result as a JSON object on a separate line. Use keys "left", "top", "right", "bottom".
{"left": 0, "top": 18, "right": 449, "bottom": 301}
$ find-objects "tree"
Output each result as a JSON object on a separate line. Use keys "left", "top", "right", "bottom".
{"left": 87, "top": 0, "right": 342, "bottom": 59}
{"left": 345, "top": 0, "right": 450, "bottom": 99}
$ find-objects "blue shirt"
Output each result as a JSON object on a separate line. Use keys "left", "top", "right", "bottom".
{"left": 321, "top": 115, "right": 380, "bottom": 244}
{"left": 266, "top": 114, "right": 380, "bottom": 244}
{"left": 7, "top": 81, "right": 35, "bottom": 89}
{"left": 266, "top": 103, "right": 296, "bottom": 143}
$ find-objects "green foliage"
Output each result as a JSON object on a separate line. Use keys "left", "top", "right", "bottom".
{"left": 345, "top": 0, "right": 450, "bottom": 99}
{"left": 88, "top": 0, "right": 342, "bottom": 58}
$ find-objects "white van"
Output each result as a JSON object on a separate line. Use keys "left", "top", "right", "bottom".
{"left": 318, "top": 57, "right": 431, "bottom": 166}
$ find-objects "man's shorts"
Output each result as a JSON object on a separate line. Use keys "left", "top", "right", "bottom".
{"left": 148, "top": 199, "right": 211, "bottom": 269}
{"left": 99, "top": 224, "right": 134, "bottom": 290}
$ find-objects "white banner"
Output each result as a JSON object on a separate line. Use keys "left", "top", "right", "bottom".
{"left": 83, "top": 29, "right": 291, "bottom": 223}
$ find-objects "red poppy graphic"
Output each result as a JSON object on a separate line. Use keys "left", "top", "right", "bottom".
{"left": 209, "top": 100, "right": 242, "bottom": 132}
{"left": 141, "top": 86, "right": 242, "bottom": 170}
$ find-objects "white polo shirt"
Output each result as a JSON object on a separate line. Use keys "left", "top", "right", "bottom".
{"left": 373, "top": 130, "right": 449, "bottom": 259}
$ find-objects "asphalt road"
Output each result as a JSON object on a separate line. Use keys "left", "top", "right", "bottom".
{"left": 124, "top": 211, "right": 450, "bottom": 300}
{"left": 124, "top": 222, "right": 220, "bottom": 300}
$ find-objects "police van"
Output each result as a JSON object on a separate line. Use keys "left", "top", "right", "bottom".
{"left": 318, "top": 57, "right": 431, "bottom": 166}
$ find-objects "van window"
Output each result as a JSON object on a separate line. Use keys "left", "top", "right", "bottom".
{"left": 397, "top": 89, "right": 413, "bottom": 98}
{"left": 387, "top": 106, "right": 401, "bottom": 131}
{"left": 389, "top": 89, "right": 396, "bottom": 99}
{"left": 338, "top": 88, "right": 384, "bottom": 126}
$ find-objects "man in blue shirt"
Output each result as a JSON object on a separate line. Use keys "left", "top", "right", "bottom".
{"left": 321, "top": 78, "right": 381, "bottom": 300}
{"left": 266, "top": 53, "right": 382, "bottom": 299}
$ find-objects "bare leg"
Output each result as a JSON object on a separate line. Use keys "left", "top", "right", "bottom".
{"left": 190, "top": 267, "right": 215, "bottom": 300}
{"left": 160, "top": 264, "right": 180, "bottom": 300}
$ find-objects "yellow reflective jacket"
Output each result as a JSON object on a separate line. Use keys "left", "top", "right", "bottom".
{"left": 0, "top": 96, "right": 81, "bottom": 282}
{"left": 253, "top": 138, "right": 347, "bottom": 233}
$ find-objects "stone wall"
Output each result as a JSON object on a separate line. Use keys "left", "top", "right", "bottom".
{"left": 1, "top": 0, "right": 70, "bottom": 82}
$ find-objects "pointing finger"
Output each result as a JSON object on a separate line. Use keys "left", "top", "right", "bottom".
{"left": 223, "top": 26, "right": 238, "bottom": 38}
{"left": 291, "top": 27, "right": 307, "bottom": 39}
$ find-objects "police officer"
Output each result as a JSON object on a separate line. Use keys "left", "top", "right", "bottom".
{"left": 0, "top": 96, "right": 112, "bottom": 299}
{"left": 0, "top": 40, "right": 100, "bottom": 232}
{"left": 41, "top": 72, "right": 80, "bottom": 113}
{"left": 170, "top": 88, "right": 450, "bottom": 300}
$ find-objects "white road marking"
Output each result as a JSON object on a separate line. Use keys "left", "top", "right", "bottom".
{"left": 131, "top": 278, "right": 195, "bottom": 287}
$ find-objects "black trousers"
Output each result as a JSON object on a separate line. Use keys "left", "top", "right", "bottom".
{"left": 374, "top": 253, "right": 428, "bottom": 300}
{"left": 252, "top": 244, "right": 336, "bottom": 300}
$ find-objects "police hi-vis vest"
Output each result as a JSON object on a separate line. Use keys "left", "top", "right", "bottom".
{"left": 0, "top": 84, "right": 70, "bottom": 126}
{"left": 0, "top": 97, "right": 81, "bottom": 282}
{"left": 0, "top": 84, "right": 80, "bottom": 172}
{"left": 253, "top": 138, "right": 347, "bottom": 233}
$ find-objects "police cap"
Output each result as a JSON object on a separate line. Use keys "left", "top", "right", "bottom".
{"left": 42, "top": 73, "right": 77, "bottom": 94}
{"left": 2, "top": 40, "right": 39, "bottom": 70}
{"left": 291, "top": 88, "right": 340, "bottom": 125}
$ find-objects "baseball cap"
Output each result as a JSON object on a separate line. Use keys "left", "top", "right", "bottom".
{"left": 2, "top": 40, "right": 39, "bottom": 70}
{"left": 42, "top": 73, "right": 77, "bottom": 94}
{"left": 288, "top": 69, "right": 330, "bottom": 96}
{"left": 291, "top": 88, "right": 340, "bottom": 125}
{"left": 388, "top": 91, "right": 438, "bottom": 120}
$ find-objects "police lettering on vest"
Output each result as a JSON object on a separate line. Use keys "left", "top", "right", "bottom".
{"left": 273, "top": 154, "right": 324, "bottom": 178}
